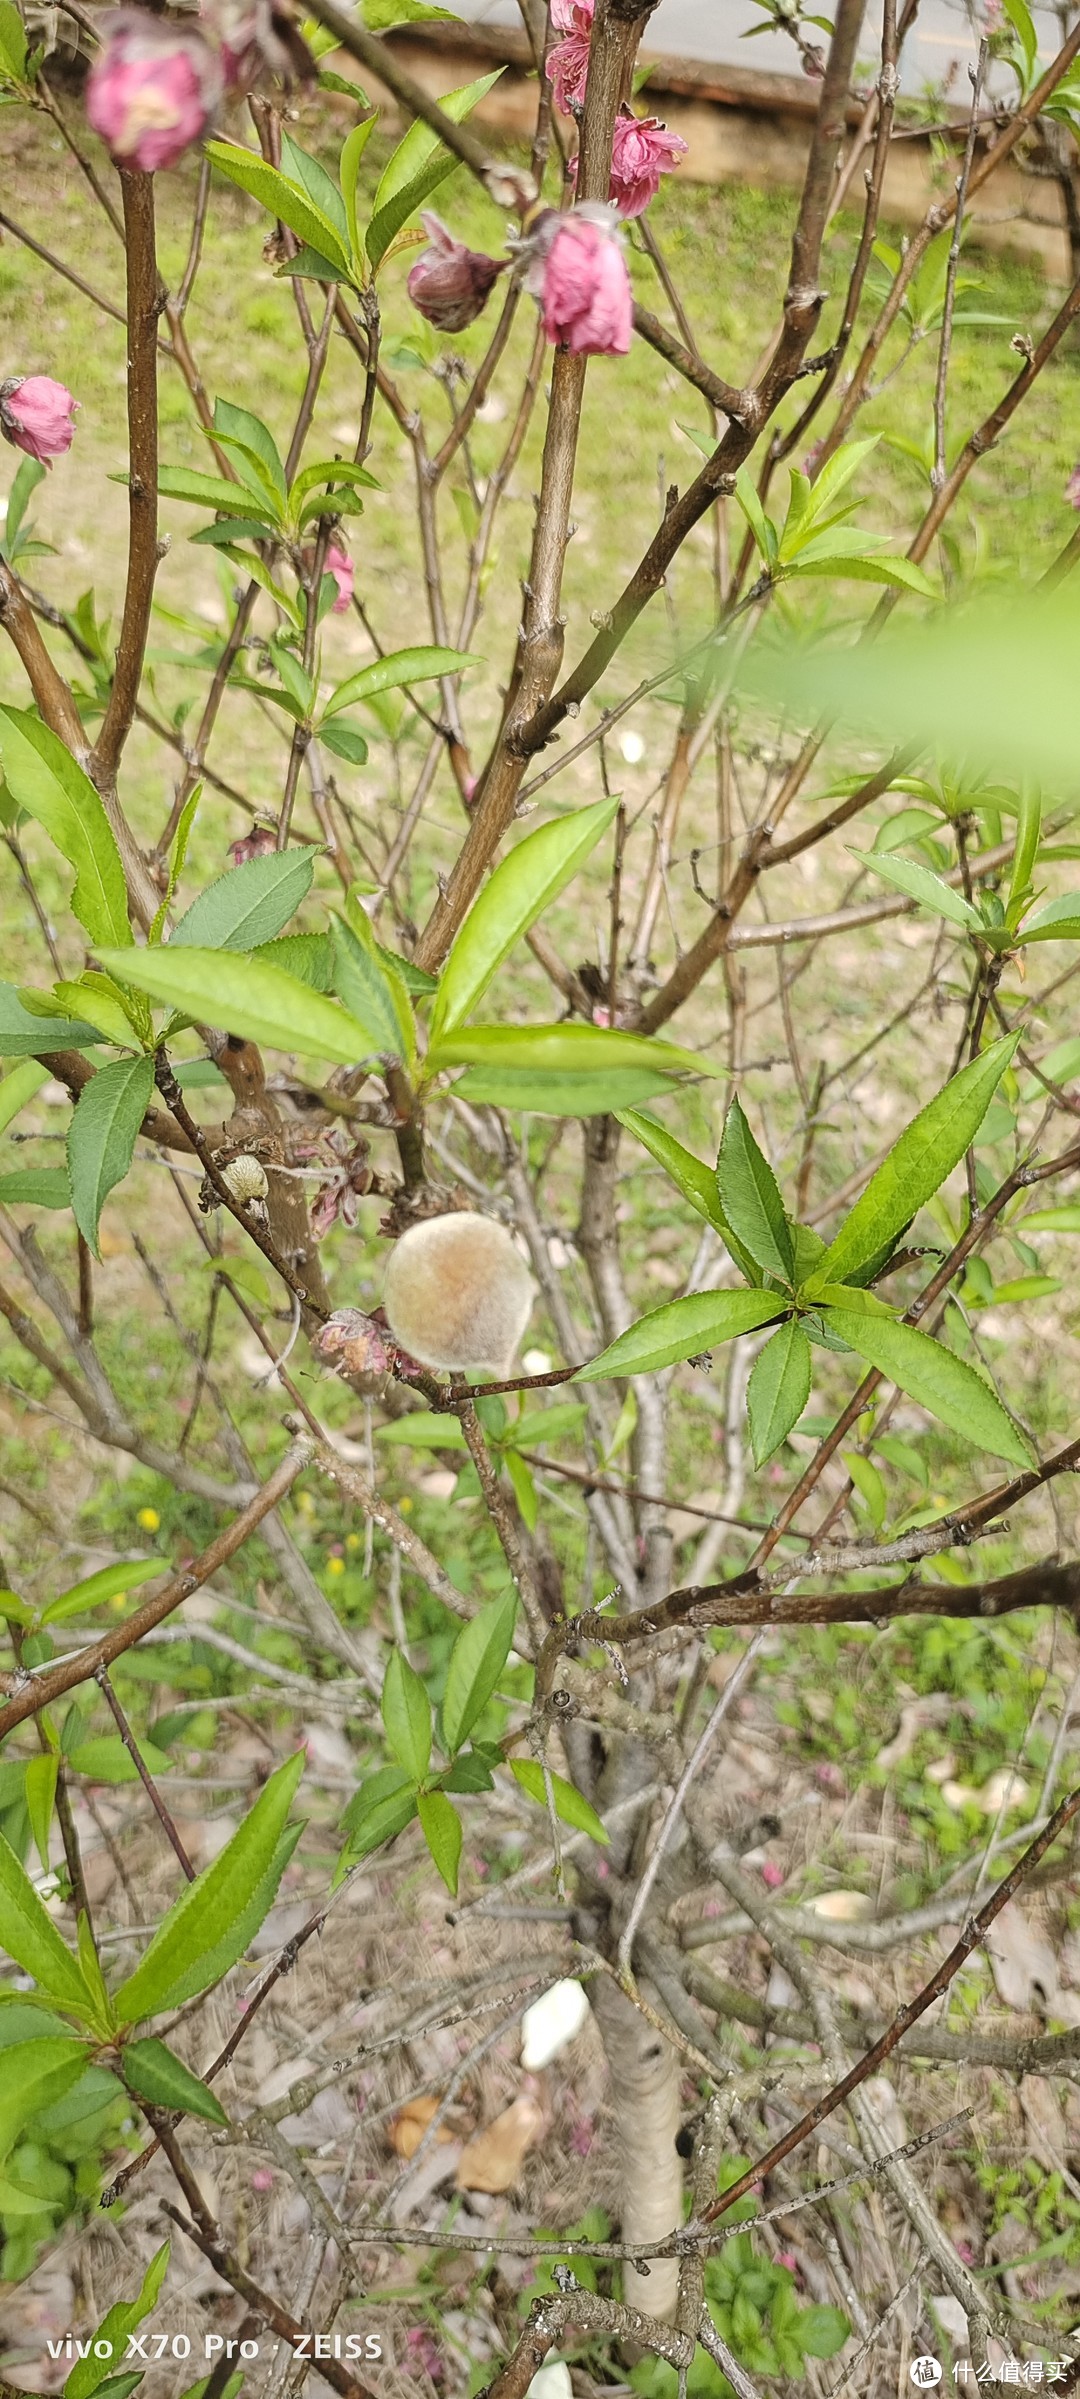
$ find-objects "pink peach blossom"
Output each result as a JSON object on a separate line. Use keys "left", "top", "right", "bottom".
{"left": 87, "top": 12, "right": 223, "bottom": 172}
{"left": 325, "top": 541, "right": 354, "bottom": 612}
{"left": 0, "top": 375, "right": 78, "bottom": 463}
{"left": 527, "top": 204, "right": 632, "bottom": 357}
{"left": 607, "top": 110, "right": 688, "bottom": 218}
{"left": 548, "top": 0, "right": 593, "bottom": 112}
{"left": 406, "top": 213, "right": 504, "bottom": 332}
{"left": 300, "top": 540, "right": 353, "bottom": 611}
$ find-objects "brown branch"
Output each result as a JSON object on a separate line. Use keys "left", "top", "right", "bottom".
{"left": 632, "top": 301, "right": 751, "bottom": 422}
{"left": 0, "top": 561, "right": 89, "bottom": 762}
{"left": 703, "top": 1770, "right": 1080, "bottom": 2222}
{"left": 160, "top": 2204, "right": 377, "bottom": 2399}
{"left": 93, "top": 170, "right": 161, "bottom": 786}
{"left": 0, "top": 1437, "right": 312, "bottom": 1738}
{"left": 94, "top": 1663, "right": 196, "bottom": 1880}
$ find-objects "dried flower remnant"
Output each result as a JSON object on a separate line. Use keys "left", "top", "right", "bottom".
{"left": 87, "top": 11, "right": 224, "bottom": 171}
{"left": 406, "top": 214, "right": 506, "bottom": 332}
{"left": 0, "top": 376, "right": 77, "bottom": 463}
{"left": 227, "top": 825, "right": 277, "bottom": 867}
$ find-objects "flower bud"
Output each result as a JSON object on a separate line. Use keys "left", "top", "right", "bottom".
{"left": 382, "top": 1211, "right": 534, "bottom": 1377}
{"left": 87, "top": 11, "right": 224, "bottom": 173}
{"left": 406, "top": 214, "right": 505, "bottom": 333}
{"left": 0, "top": 376, "right": 78, "bottom": 464}
{"left": 525, "top": 205, "right": 632, "bottom": 358}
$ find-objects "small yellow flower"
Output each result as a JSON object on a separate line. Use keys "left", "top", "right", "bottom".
{"left": 136, "top": 1507, "right": 160, "bottom": 1534}
{"left": 326, "top": 1555, "right": 345, "bottom": 1576}
{"left": 345, "top": 1533, "right": 361, "bottom": 1553}
{"left": 400, "top": 1495, "right": 413, "bottom": 1513}
{"left": 295, "top": 1491, "right": 316, "bottom": 1520}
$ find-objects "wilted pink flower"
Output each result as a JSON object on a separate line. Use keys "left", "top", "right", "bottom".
{"left": 203, "top": 0, "right": 313, "bottom": 90}
{"left": 407, "top": 213, "right": 505, "bottom": 333}
{"left": 526, "top": 205, "right": 632, "bottom": 357}
{"left": 1066, "top": 462, "right": 1080, "bottom": 510}
{"left": 228, "top": 824, "right": 276, "bottom": 867}
{"left": 87, "top": 12, "right": 223, "bottom": 172}
{"left": 0, "top": 375, "right": 78, "bottom": 464}
{"left": 604, "top": 109, "right": 688, "bottom": 219}
{"left": 800, "top": 42, "right": 826, "bottom": 75}
{"left": 548, "top": 0, "right": 594, "bottom": 113}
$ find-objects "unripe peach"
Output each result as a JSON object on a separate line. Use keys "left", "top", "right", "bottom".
{"left": 382, "top": 1212, "right": 534, "bottom": 1378}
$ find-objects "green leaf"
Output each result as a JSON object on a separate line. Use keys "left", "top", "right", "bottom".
{"left": 280, "top": 129, "right": 350, "bottom": 247}
{"left": 64, "top": 2243, "right": 170, "bottom": 2399}
{"left": 0, "top": 982, "right": 103, "bottom": 1055}
{"left": 340, "top": 1764, "right": 418, "bottom": 1857}
{"left": 0, "top": 1058, "right": 48, "bottom": 1134}
{"left": 321, "top": 643, "right": 479, "bottom": 721}
{"left": 381, "top": 1650, "right": 432, "bottom": 1781}
{"left": 66, "top": 1736, "right": 173, "bottom": 1785}
{"left": 0, "top": 709, "right": 129, "bottom": 950}
{"left": 24, "top": 1753, "right": 58, "bottom": 1878}
{"left": 122, "top": 2036, "right": 227, "bottom": 2124}
{"left": 1021, "top": 1204, "right": 1080, "bottom": 1233}
{"left": 0, "top": 1167, "right": 70, "bottom": 1208}
{"left": 339, "top": 114, "right": 378, "bottom": 259}
{"left": 42, "top": 1558, "right": 161, "bottom": 1628}
{"left": 510, "top": 1760, "right": 610, "bottom": 1844}
{"left": 319, "top": 718, "right": 369, "bottom": 765}
{"left": 716, "top": 1098, "right": 793, "bottom": 1280}
{"left": 430, "top": 795, "right": 619, "bottom": 1043}
{"left": 816, "top": 1035, "right": 1019, "bottom": 1286}
{"left": 616, "top": 1108, "right": 730, "bottom": 1233}
{"left": 851, "top": 847, "right": 982, "bottom": 929}
{"left": 212, "top": 397, "right": 287, "bottom": 506}
{"left": 171, "top": 846, "right": 318, "bottom": 951}
{"left": 330, "top": 913, "right": 414, "bottom": 1061}
{"left": 442, "top": 1590, "right": 518, "bottom": 1753}
{"left": 94, "top": 944, "right": 381, "bottom": 1069}
{"left": 0, "top": 0, "right": 29, "bottom": 81}
{"left": 1019, "top": 891, "right": 1080, "bottom": 943}
{"left": 0, "top": 2038, "right": 89, "bottom": 2165}
{"left": 746, "top": 1319, "right": 811, "bottom": 1464}
{"left": 253, "top": 929, "right": 333, "bottom": 989}
{"left": 157, "top": 466, "right": 277, "bottom": 524}
{"left": 375, "top": 1411, "right": 469, "bottom": 1449}
{"left": 798, "top": 2307, "right": 850, "bottom": 2360}
{"left": 791, "top": 553, "right": 934, "bottom": 595}
{"left": 575, "top": 1288, "right": 785, "bottom": 1381}
{"left": 821, "top": 1306, "right": 1032, "bottom": 1466}
{"left": 67, "top": 1055, "right": 155, "bottom": 1259}
{"left": 453, "top": 1065, "right": 677, "bottom": 1116}
{"left": 0, "top": 1830, "right": 96, "bottom": 2016}
{"left": 365, "top": 71, "right": 503, "bottom": 267}
{"left": 52, "top": 976, "right": 141, "bottom": 1050}
{"left": 113, "top": 1753, "right": 305, "bottom": 2022}
{"left": 733, "top": 466, "right": 777, "bottom": 566}
{"left": 204, "top": 140, "right": 351, "bottom": 273}
{"left": 429, "top": 1023, "right": 708, "bottom": 1080}
{"left": 417, "top": 1789, "right": 462, "bottom": 1895}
